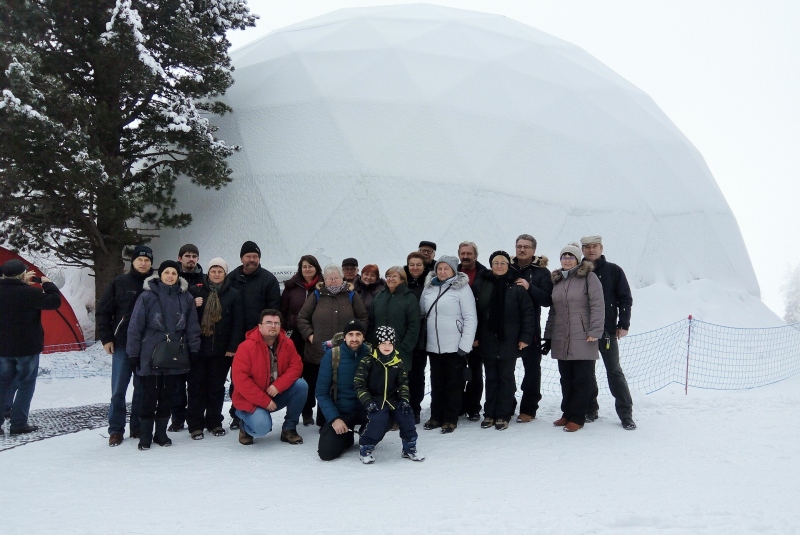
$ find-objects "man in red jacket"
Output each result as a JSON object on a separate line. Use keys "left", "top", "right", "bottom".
{"left": 232, "top": 309, "right": 307, "bottom": 446}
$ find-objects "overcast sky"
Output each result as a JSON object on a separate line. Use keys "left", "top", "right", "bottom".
{"left": 227, "top": 0, "right": 799, "bottom": 319}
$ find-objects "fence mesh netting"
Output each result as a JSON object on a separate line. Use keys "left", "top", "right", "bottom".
{"left": 37, "top": 318, "right": 800, "bottom": 395}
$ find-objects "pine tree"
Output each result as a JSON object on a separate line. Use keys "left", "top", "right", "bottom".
{"left": 0, "top": 0, "right": 257, "bottom": 298}
{"left": 783, "top": 264, "right": 800, "bottom": 324}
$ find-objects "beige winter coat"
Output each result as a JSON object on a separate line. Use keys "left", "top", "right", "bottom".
{"left": 543, "top": 260, "right": 605, "bottom": 361}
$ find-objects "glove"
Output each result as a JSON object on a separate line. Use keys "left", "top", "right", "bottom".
{"left": 364, "top": 400, "right": 379, "bottom": 414}
{"left": 190, "top": 352, "right": 200, "bottom": 364}
{"left": 541, "top": 339, "right": 552, "bottom": 355}
{"left": 398, "top": 400, "right": 412, "bottom": 415}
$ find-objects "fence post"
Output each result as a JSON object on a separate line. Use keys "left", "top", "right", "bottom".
{"left": 685, "top": 315, "right": 693, "bottom": 395}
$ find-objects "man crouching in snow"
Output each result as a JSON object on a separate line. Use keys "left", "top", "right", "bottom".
{"left": 354, "top": 326, "right": 424, "bottom": 464}
{"left": 231, "top": 309, "right": 307, "bottom": 446}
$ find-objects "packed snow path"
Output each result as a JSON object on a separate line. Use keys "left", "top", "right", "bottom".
{"left": 0, "top": 403, "right": 112, "bottom": 452}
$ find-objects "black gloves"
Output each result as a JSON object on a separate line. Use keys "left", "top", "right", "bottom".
{"left": 541, "top": 339, "right": 552, "bottom": 355}
{"left": 398, "top": 400, "right": 412, "bottom": 415}
{"left": 364, "top": 400, "right": 379, "bottom": 414}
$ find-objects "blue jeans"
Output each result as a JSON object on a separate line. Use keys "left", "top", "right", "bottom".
{"left": 108, "top": 345, "right": 143, "bottom": 435}
{"left": 236, "top": 378, "right": 308, "bottom": 437}
{"left": 0, "top": 354, "right": 40, "bottom": 429}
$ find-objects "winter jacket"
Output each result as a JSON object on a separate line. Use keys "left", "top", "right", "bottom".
{"left": 96, "top": 268, "right": 153, "bottom": 348}
{"left": 354, "top": 277, "right": 385, "bottom": 314}
{"left": 458, "top": 260, "right": 488, "bottom": 286}
{"left": 231, "top": 327, "right": 303, "bottom": 413}
{"left": 354, "top": 349, "right": 410, "bottom": 410}
{"left": 296, "top": 282, "right": 368, "bottom": 365}
{"left": 404, "top": 266, "right": 426, "bottom": 301}
{"left": 419, "top": 272, "right": 478, "bottom": 355}
{"left": 592, "top": 255, "right": 633, "bottom": 335}
{"left": 188, "top": 277, "right": 245, "bottom": 357}
{"left": 543, "top": 260, "right": 605, "bottom": 361}
{"left": 316, "top": 342, "right": 371, "bottom": 422}
{"left": 179, "top": 264, "right": 204, "bottom": 287}
{"left": 126, "top": 275, "right": 201, "bottom": 376}
{"left": 280, "top": 273, "right": 317, "bottom": 332}
{"left": 227, "top": 265, "right": 281, "bottom": 331}
{"left": 0, "top": 279, "right": 62, "bottom": 357}
{"left": 367, "top": 283, "right": 421, "bottom": 370}
{"left": 472, "top": 270, "right": 535, "bottom": 361}
{"left": 510, "top": 256, "right": 552, "bottom": 344}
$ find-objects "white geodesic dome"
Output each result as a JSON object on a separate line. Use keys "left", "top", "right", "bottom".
{"left": 154, "top": 4, "right": 775, "bottom": 327}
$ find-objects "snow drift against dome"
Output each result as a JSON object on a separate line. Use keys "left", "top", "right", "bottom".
{"left": 154, "top": 4, "right": 773, "bottom": 327}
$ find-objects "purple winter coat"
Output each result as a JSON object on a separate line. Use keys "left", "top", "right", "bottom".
{"left": 127, "top": 274, "right": 201, "bottom": 376}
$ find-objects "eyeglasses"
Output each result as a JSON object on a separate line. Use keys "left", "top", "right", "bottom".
{"left": 419, "top": 248, "right": 435, "bottom": 254}
{"left": 515, "top": 245, "right": 533, "bottom": 250}
{"left": 260, "top": 321, "right": 280, "bottom": 327}
{"left": 560, "top": 255, "right": 577, "bottom": 260}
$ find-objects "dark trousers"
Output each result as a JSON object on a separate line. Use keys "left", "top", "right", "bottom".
{"left": 428, "top": 352, "right": 465, "bottom": 425}
{"left": 170, "top": 374, "right": 188, "bottom": 425}
{"left": 228, "top": 382, "right": 237, "bottom": 419}
{"left": 519, "top": 346, "right": 542, "bottom": 417}
{"left": 483, "top": 357, "right": 517, "bottom": 421}
{"left": 589, "top": 337, "right": 633, "bottom": 420}
{"left": 186, "top": 356, "right": 231, "bottom": 432}
{"left": 557, "top": 360, "right": 595, "bottom": 425}
{"left": 317, "top": 410, "right": 368, "bottom": 461}
{"left": 141, "top": 374, "right": 180, "bottom": 420}
{"left": 460, "top": 350, "right": 483, "bottom": 416}
{"left": 301, "top": 361, "right": 322, "bottom": 424}
{"left": 359, "top": 406, "right": 417, "bottom": 449}
{"left": 409, "top": 348, "right": 427, "bottom": 417}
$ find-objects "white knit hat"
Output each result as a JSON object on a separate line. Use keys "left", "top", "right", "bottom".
{"left": 559, "top": 243, "right": 582, "bottom": 263}
{"left": 207, "top": 257, "right": 229, "bottom": 273}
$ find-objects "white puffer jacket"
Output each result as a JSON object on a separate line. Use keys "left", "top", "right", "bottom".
{"left": 419, "top": 272, "right": 477, "bottom": 355}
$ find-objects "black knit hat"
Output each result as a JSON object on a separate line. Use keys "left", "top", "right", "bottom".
{"left": 2, "top": 259, "right": 27, "bottom": 277}
{"left": 132, "top": 245, "right": 154, "bottom": 262}
{"left": 343, "top": 319, "right": 366, "bottom": 337}
{"left": 489, "top": 250, "right": 511, "bottom": 265}
{"left": 418, "top": 240, "right": 437, "bottom": 251}
{"left": 158, "top": 260, "right": 182, "bottom": 278}
{"left": 240, "top": 240, "right": 261, "bottom": 258}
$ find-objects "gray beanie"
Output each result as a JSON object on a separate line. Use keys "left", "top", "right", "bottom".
{"left": 435, "top": 255, "right": 459, "bottom": 275}
{"left": 559, "top": 243, "right": 582, "bottom": 263}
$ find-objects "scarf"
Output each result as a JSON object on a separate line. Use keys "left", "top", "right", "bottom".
{"left": 303, "top": 275, "right": 319, "bottom": 290}
{"left": 201, "top": 281, "right": 223, "bottom": 337}
{"left": 432, "top": 275, "right": 455, "bottom": 287}
{"left": 325, "top": 282, "right": 348, "bottom": 295}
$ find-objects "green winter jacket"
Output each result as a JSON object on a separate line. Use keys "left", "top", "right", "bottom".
{"left": 367, "top": 283, "right": 421, "bottom": 371}
{"left": 354, "top": 349, "right": 410, "bottom": 410}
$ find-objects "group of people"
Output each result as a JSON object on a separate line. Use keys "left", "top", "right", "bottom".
{"left": 2, "top": 232, "right": 635, "bottom": 462}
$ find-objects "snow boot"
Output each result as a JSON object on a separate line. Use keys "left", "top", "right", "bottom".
{"left": 585, "top": 411, "right": 598, "bottom": 423}
{"left": 359, "top": 445, "right": 376, "bottom": 464}
{"left": 138, "top": 418, "right": 154, "bottom": 450}
{"left": 153, "top": 418, "right": 172, "bottom": 447}
{"left": 621, "top": 418, "right": 637, "bottom": 430}
{"left": 402, "top": 440, "right": 425, "bottom": 462}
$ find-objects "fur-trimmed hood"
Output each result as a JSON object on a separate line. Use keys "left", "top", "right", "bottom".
{"left": 550, "top": 259, "right": 594, "bottom": 283}
{"left": 511, "top": 255, "right": 549, "bottom": 269}
{"left": 143, "top": 273, "right": 189, "bottom": 292}
{"left": 423, "top": 270, "right": 470, "bottom": 290}
{"left": 314, "top": 280, "right": 355, "bottom": 294}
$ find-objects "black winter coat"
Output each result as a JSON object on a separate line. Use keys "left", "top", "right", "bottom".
{"left": 472, "top": 271, "right": 535, "bottom": 361}
{"left": 592, "top": 255, "right": 633, "bottom": 335}
{"left": 510, "top": 256, "right": 552, "bottom": 344}
{"left": 0, "top": 279, "right": 62, "bottom": 357}
{"left": 227, "top": 265, "right": 281, "bottom": 331}
{"left": 458, "top": 260, "right": 488, "bottom": 285}
{"left": 179, "top": 265, "right": 204, "bottom": 287}
{"left": 367, "top": 283, "right": 421, "bottom": 370}
{"left": 354, "top": 349, "right": 410, "bottom": 410}
{"left": 403, "top": 266, "right": 425, "bottom": 301}
{"left": 188, "top": 278, "right": 245, "bottom": 357}
{"left": 96, "top": 268, "right": 154, "bottom": 348}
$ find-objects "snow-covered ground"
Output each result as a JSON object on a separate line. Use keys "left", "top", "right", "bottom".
{"left": 2, "top": 367, "right": 798, "bottom": 534}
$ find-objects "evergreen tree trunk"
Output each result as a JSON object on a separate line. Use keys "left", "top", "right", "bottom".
{"left": 93, "top": 245, "right": 126, "bottom": 305}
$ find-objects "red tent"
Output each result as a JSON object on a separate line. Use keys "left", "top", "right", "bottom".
{"left": 0, "top": 246, "right": 86, "bottom": 353}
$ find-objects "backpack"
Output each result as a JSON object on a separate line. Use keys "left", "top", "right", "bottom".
{"left": 327, "top": 331, "right": 371, "bottom": 402}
